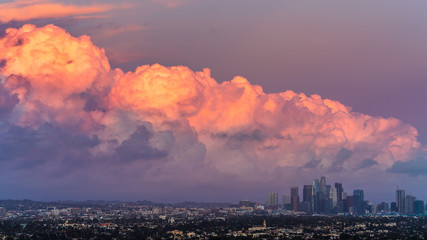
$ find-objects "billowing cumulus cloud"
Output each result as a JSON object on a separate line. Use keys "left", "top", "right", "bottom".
{"left": 0, "top": 24, "right": 426, "bottom": 201}
{"left": 0, "top": 24, "right": 111, "bottom": 133}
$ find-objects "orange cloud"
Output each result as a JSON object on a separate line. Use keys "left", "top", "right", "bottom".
{"left": 0, "top": 0, "right": 119, "bottom": 23}
{"left": 0, "top": 24, "right": 111, "bottom": 132}
{"left": 110, "top": 64, "right": 211, "bottom": 122}
{"left": 0, "top": 24, "right": 424, "bottom": 183}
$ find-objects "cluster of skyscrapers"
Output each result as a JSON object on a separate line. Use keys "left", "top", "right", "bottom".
{"left": 395, "top": 188, "right": 424, "bottom": 214}
{"left": 266, "top": 176, "right": 425, "bottom": 215}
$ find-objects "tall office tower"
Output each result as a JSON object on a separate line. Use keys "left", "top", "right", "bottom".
{"left": 282, "top": 194, "right": 290, "bottom": 210}
{"left": 267, "top": 192, "right": 278, "bottom": 209}
{"left": 302, "top": 185, "right": 313, "bottom": 213}
{"left": 353, "top": 189, "right": 364, "bottom": 215}
{"left": 330, "top": 187, "right": 337, "bottom": 208}
{"left": 320, "top": 176, "right": 327, "bottom": 196}
{"left": 341, "top": 192, "right": 348, "bottom": 212}
{"left": 414, "top": 200, "right": 425, "bottom": 214}
{"left": 312, "top": 179, "right": 321, "bottom": 194}
{"left": 405, "top": 195, "right": 415, "bottom": 214}
{"left": 303, "top": 185, "right": 313, "bottom": 202}
{"left": 335, "top": 182, "right": 343, "bottom": 202}
{"left": 326, "top": 185, "right": 331, "bottom": 199}
{"left": 396, "top": 189, "right": 405, "bottom": 213}
{"left": 312, "top": 179, "right": 321, "bottom": 213}
{"left": 346, "top": 195, "right": 353, "bottom": 212}
{"left": 316, "top": 191, "right": 324, "bottom": 213}
{"left": 291, "top": 186, "right": 300, "bottom": 211}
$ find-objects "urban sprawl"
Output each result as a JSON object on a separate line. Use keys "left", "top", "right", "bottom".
{"left": 0, "top": 176, "right": 426, "bottom": 239}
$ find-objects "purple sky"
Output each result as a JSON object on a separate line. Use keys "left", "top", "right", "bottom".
{"left": 0, "top": 0, "right": 426, "bottom": 204}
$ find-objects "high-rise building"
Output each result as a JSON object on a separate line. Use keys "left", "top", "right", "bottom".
{"left": 335, "top": 182, "right": 343, "bottom": 202}
{"left": 312, "top": 179, "right": 321, "bottom": 213}
{"left": 302, "top": 185, "right": 313, "bottom": 213}
{"left": 314, "top": 177, "right": 330, "bottom": 213}
{"left": 342, "top": 193, "right": 348, "bottom": 212}
{"left": 335, "top": 185, "right": 345, "bottom": 212}
{"left": 315, "top": 191, "right": 324, "bottom": 213}
{"left": 414, "top": 200, "right": 425, "bottom": 214}
{"left": 291, "top": 186, "right": 300, "bottom": 211}
{"left": 396, "top": 189, "right": 405, "bottom": 213}
{"left": 312, "top": 179, "right": 321, "bottom": 194}
{"left": 330, "top": 187, "right": 337, "bottom": 208}
{"left": 405, "top": 195, "right": 415, "bottom": 214}
{"left": 267, "top": 192, "right": 278, "bottom": 209}
{"left": 346, "top": 195, "right": 353, "bottom": 213}
{"left": 320, "top": 176, "right": 327, "bottom": 197}
{"left": 303, "top": 185, "right": 313, "bottom": 202}
{"left": 353, "top": 189, "right": 364, "bottom": 215}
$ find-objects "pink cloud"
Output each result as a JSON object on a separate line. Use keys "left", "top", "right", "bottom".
{"left": 0, "top": 24, "right": 425, "bottom": 200}
{"left": 0, "top": 0, "right": 125, "bottom": 23}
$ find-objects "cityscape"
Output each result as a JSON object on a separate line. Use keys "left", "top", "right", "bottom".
{"left": 1, "top": 176, "right": 427, "bottom": 239}
{"left": 1, "top": 0, "right": 427, "bottom": 239}
{"left": 263, "top": 176, "right": 425, "bottom": 216}
{"left": 0, "top": 176, "right": 427, "bottom": 239}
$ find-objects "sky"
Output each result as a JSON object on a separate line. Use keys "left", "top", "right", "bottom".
{"left": 0, "top": 0, "right": 426, "bottom": 204}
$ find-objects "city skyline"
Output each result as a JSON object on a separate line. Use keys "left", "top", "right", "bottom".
{"left": 263, "top": 176, "right": 425, "bottom": 215}
{"left": 0, "top": 1, "right": 426, "bottom": 203}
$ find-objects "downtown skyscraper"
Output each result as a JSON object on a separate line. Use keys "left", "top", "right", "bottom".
{"left": 353, "top": 189, "right": 364, "bottom": 215}
{"left": 396, "top": 189, "right": 405, "bottom": 213}
{"left": 301, "top": 185, "right": 313, "bottom": 213}
{"left": 291, "top": 187, "right": 300, "bottom": 212}
{"left": 312, "top": 176, "right": 334, "bottom": 214}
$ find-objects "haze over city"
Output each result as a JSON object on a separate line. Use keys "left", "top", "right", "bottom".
{"left": 0, "top": 0, "right": 426, "bottom": 204}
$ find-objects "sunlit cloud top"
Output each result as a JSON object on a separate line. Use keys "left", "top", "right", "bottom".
{"left": 0, "top": 24, "right": 425, "bottom": 202}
